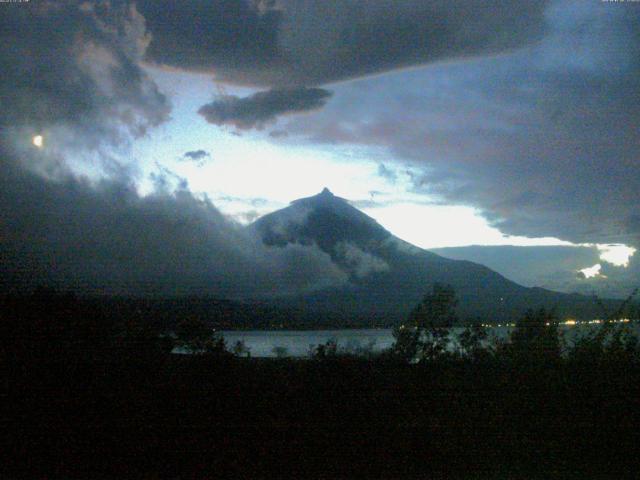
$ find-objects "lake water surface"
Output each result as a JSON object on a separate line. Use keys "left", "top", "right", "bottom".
{"left": 221, "top": 323, "right": 638, "bottom": 358}
{"left": 221, "top": 328, "right": 395, "bottom": 357}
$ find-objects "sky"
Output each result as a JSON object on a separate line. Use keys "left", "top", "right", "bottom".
{"left": 0, "top": 0, "right": 639, "bottom": 298}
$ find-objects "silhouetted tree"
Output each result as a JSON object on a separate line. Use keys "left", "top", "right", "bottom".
{"left": 568, "top": 322, "right": 639, "bottom": 365}
{"left": 391, "top": 325, "right": 420, "bottom": 362}
{"left": 415, "top": 283, "right": 457, "bottom": 361}
{"left": 312, "top": 338, "right": 338, "bottom": 360}
{"left": 233, "top": 339, "right": 251, "bottom": 357}
{"left": 457, "top": 322, "right": 489, "bottom": 361}
{"left": 565, "top": 288, "right": 640, "bottom": 364}
{"left": 272, "top": 345, "right": 289, "bottom": 358}
{"left": 113, "top": 316, "right": 174, "bottom": 361}
{"left": 507, "top": 308, "right": 560, "bottom": 362}
{"left": 175, "top": 317, "right": 227, "bottom": 355}
{"left": 393, "top": 283, "right": 457, "bottom": 362}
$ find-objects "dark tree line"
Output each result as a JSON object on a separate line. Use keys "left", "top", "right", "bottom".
{"left": 390, "top": 283, "right": 640, "bottom": 365}
{"left": 2, "top": 285, "right": 640, "bottom": 478}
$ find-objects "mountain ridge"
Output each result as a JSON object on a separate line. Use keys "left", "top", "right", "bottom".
{"left": 250, "top": 188, "right": 616, "bottom": 324}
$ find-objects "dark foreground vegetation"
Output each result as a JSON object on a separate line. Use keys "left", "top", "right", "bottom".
{"left": 2, "top": 287, "right": 640, "bottom": 479}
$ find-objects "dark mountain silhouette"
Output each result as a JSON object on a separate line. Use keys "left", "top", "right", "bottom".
{"left": 250, "top": 188, "right": 615, "bottom": 325}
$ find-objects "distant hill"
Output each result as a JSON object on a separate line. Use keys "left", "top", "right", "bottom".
{"left": 250, "top": 188, "right": 617, "bottom": 325}
{"left": 432, "top": 244, "right": 636, "bottom": 300}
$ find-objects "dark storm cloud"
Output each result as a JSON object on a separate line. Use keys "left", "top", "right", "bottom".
{"left": 0, "top": 1, "right": 169, "bottom": 145}
{"left": 137, "top": 0, "right": 547, "bottom": 129}
{"left": 269, "top": 130, "right": 289, "bottom": 138}
{"left": 136, "top": 0, "right": 282, "bottom": 82}
{"left": 138, "top": 0, "right": 549, "bottom": 87}
{"left": 150, "top": 162, "right": 189, "bottom": 192}
{"left": 183, "top": 150, "right": 210, "bottom": 161}
{"left": 0, "top": 1, "right": 349, "bottom": 297}
{"left": 198, "top": 88, "right": 331, "bottom": 130}
{"left": 285, "top": 1, "right": 640, "bottom": 250}
{"left": 0, "top": 146, "right": 347, "bottom": 297}
{"left": 182, "top": 149, "right": 211, "bottom": 166}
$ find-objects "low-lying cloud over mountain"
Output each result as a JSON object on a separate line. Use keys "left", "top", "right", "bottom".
{"left": 250, "top": 189, "right": 619, "bottom": 323}
{"left": 0, "top": 2, "right": 347, "bottom": 298}
{"left": 0, "top": 144, "right": 349, "bottom": 297}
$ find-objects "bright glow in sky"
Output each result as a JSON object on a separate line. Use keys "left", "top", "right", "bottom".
{"left": 596, "top": 244, "right": 636, "bottom": 267}
{"left": 134, "top": 119, "right": 576, "bottom": 249}
{"left": 362, "top": 202, "right": 573, "bottom": 249}
{"left": 580, "top": 264, "right": 603, "bottom": 279}
{"left": 179, "top": 142, "right": 384, "bottom": 205}
{"left": 124, "top": 67, "right": 638, "bottom": 258}
{"left": 32, "top": 135, "right": 43, "bottom": 148}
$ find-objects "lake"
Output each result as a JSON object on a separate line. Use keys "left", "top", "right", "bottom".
{"left": 220, "top": 323, "right": 638, "bottom": 358}
{"left": 221, "top": 328, "right": 395, "bottom": 357}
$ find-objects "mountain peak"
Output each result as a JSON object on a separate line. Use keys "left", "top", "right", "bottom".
{"left": 291, "top": 188, "right": 347, "bottom": 208}
{"left": 252, "top": 188, "right": 390, "bottom": 250}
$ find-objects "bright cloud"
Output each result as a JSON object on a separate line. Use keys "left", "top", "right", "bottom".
{"left": 363, "top": 202, "right": 574, "bottom": 249}
{"left": 596, "top": 244, "right": 636, "bottom": 268}
{"left": 580, "top": 264, "right": 604, "bottom": 279}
